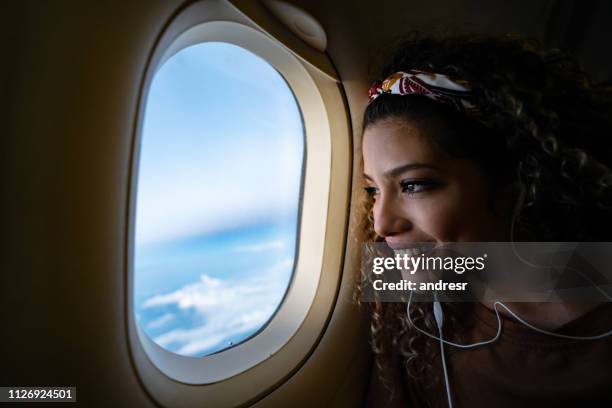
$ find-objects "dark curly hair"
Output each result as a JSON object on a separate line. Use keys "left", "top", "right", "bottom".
{"left": 355, "top": 32, "right": 612, "bottom": 398}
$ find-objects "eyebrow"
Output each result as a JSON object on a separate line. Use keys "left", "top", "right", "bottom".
{"left": 363, "top": 163, "right": 440, "bottom": 181}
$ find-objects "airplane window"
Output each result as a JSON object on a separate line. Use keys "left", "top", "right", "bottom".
{"left": 134, "top": 42, "right": 304, "bottom": 358}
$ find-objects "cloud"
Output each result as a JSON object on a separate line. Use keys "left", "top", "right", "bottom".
{"left": 147, "top": 313, "right": 174, "bottom": 330}
{"left": 139, "top": 258, "right": 294, "bottom": 357}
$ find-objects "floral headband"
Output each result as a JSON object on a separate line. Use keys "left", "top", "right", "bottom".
{"left": 367, "top": 70, "right": 480, "bottom": 116}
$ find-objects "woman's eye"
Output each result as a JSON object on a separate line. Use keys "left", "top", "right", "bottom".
{"left": 364, "top": 186, "right": 379, "bottom": 198}
{"left": 400, "top": 180, "right": 436, "bottom": 195}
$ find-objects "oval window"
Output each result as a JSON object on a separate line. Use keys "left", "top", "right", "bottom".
{"left": 134, "top": 42, "right": 304, "bottom": 358}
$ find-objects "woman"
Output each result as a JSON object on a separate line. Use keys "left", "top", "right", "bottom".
{"left": 358, "top": 33, "right": 612, "bottom": 407}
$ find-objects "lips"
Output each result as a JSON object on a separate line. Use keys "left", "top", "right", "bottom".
{"left": 385, "top": 239, "right": 437, "bottom": 251}
{"left": 384, "top": 240, "right": 412, "bottom": 250}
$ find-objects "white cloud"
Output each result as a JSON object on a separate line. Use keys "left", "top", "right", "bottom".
{"left": 140, "top": 258, "right": 294, "bottom": 357}
{"left": 147, "top": 313, "right": 174, "bottom": 330}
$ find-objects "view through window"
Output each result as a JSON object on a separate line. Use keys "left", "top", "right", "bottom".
{"left": 134, "top": 42, "right": 304, "bottom": 358}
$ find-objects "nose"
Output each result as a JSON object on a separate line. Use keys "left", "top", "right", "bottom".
{"left": 373, "top": 192, "right": 412, "bottom": 238}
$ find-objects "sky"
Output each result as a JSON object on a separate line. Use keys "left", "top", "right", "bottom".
{"left": 136, "top": 42, "right": 303, "bottom": 245}
{"left": 134, "top": 42, "right": 304, "bottom": 357}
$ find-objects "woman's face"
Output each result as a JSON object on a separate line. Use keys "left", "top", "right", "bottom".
{"left": 362, "top": 117, "right": 511, "bottom": 248}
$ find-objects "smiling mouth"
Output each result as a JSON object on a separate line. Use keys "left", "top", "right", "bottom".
{"left": 389, "top": 243, "right": 438, "bottom": 256}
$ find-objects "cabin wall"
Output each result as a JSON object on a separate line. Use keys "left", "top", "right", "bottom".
{"left": 2, "top": 1, "right": 183, "bottom": 406}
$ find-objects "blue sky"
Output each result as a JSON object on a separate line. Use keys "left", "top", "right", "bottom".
{"left": 136, "top": 42, "right": 303, "bottom": 245}
{"left": 134, "top": 42, "right": 303, "bottom": 357}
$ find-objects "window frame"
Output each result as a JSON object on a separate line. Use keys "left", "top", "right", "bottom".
{"left": 126, "top": 0, "right": 350, "bottom": 405}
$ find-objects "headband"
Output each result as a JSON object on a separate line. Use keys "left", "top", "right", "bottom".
{"left": 368, "top": 70, "right": 479, "bottom": 116}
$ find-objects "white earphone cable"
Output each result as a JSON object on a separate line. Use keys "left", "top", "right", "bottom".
{"left": 433, "top": 294, "right": 453, "bottom": 408}
{"left": 406, "top": 290, "right": 612, "bottom": 408}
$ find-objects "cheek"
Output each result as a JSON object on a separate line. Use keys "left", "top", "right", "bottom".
{"left": 407, "top": 185, "right": 493, "bottom": 242}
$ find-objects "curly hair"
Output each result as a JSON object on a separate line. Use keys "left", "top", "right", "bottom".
{"left": 355, "top": 32, "right": 612, "bottom": 397}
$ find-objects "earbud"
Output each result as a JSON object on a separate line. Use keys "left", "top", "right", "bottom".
{"left": 433, "top": 293, "right": 444, "bottom": 329}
